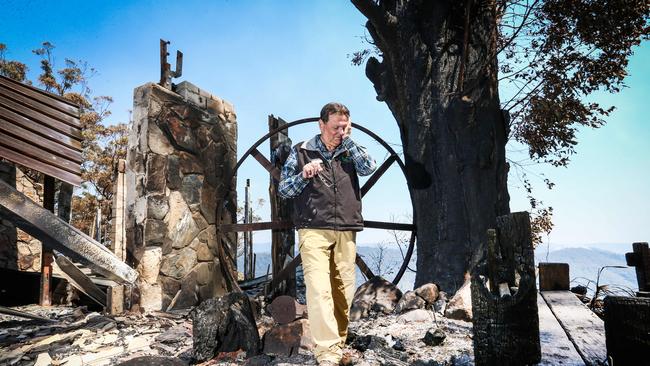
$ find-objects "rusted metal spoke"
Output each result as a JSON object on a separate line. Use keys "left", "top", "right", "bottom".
{"left": 220, "top": 220, "right": 293, "bottom": 232}
{"left": 361, "top": 154, "right": 397, "bottom": 197}
{"left": 251, "top": 148, "right": 281, "bottom": 181}
{"left": 355, "top": 254, "right": 375, "bottom": 280}
{"left": 363, "top": 220, "right": 415, "bottom": 231}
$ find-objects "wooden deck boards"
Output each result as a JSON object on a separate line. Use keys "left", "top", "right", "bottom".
{"left": 540, "top": 291, "right": 608, "bottom": 366}
{"left": 537, "top": 292, "right": 586, "bottom": 365}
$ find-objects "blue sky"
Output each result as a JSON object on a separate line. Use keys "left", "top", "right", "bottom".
{"left": 2, "top": 0, "right": 648, "bottom": 252}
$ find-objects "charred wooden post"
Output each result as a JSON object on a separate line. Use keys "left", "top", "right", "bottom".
{"left": 625, "top": 242, "right": 650, "bottom": 296}
{"left": 108, "top": 159, "right": 127, "bottom": 314}
{"left": 268, "top": 115, "right": 297, "bottom": 297}
{"left": 57, "top": 182, "right": 73, "bottom": 222}
{"left": 39, "top": 175, "right": 56, "bottom": 306}
{"left": 95, "top": 205, "right": 102, "bottom": 242}
{"left": 244, "top": 179, "right": 251, "bottom": 280}
{"left": 57, "top": 181, "right": 76, "bottom": 286}
{"left": 471, "top": 211, "right": 541, "bottom": 366}
{"left": 110, "top": 159, "right": 127, "bottom": 261}
{"left": 604, "top": 296, "right": 650, "bottom": 364}
{"left": 538, "top": 263, "right": 570, "bottom": 291}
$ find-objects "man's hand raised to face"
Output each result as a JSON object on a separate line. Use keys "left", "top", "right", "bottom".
{"left": 342, "top": 119, "right": 352, "bottom": 139}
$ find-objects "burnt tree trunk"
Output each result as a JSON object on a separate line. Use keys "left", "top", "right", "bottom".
{"left": 353, "top": 0, "right": 510, "bottom": 293}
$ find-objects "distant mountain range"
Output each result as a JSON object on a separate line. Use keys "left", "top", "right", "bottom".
{"left": 534, "top": 246, "right": 637, "bottom": 295}
{"left": 238, "top": 243, "right": 639, "bottom": 295}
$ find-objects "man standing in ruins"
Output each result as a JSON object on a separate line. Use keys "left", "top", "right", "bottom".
{"left": 279, "top": 102, "right": 376, "bottom": 365}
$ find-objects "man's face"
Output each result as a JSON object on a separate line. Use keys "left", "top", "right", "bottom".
{"left": 319, "top": 113, "right": 349, "bottom": 150}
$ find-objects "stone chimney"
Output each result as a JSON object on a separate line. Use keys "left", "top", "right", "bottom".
{"left": 126, "top": 81, "right": 237, "bottom": 312}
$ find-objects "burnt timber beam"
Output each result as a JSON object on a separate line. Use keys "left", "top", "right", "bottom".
{"left": 0, "top": 305, "right": 56, "bottom": 323}
{"left": 0, "top": 179, "right": 138, "bottom": 284}
{"left": 55, "top": 255, "right": 107, "bottom": 307}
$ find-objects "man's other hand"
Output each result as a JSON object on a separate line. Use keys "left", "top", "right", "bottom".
{"left": 302, "top": 160, "right": 323, "bottom": 179}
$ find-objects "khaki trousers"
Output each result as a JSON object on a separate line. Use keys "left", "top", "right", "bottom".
{"left": 298, "top": 229, "right": 356, "bottom": 364}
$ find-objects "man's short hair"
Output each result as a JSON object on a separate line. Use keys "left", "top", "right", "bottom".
{"left": 320, "top": 102, "right": 350, "bottom": 122}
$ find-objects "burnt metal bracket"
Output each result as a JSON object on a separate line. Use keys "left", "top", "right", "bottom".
{"left": 160, "top": 39, "right": 183, "bottom": 89}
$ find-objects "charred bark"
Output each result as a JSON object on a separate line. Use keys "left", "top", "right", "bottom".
{"left": 353, "top": 0, "right": 510, "bottom": 293}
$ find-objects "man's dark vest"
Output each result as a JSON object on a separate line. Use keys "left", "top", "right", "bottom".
{"left": 292, "top": 138, "right": 363, "bottom": 231}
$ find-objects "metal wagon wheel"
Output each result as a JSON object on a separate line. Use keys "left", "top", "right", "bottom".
{"left": 217, "top": 117, "right": 416, "bottom": 292}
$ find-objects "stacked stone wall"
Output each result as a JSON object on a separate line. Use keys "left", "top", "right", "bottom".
{"left": 127, "top": 82, "right": 237, "bottom": 311}
{"left": 0, "top": 162, "right": 44, "bottom": 272}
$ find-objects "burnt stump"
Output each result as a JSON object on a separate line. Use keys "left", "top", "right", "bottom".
{"left": 192, "top": 292, "right": 260, "bottom": 361}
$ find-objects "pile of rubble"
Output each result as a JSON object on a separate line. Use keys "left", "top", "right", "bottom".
{"left": 0, "top": 305, "right": 193, "bottom": 365}
{"left": 0, "top": 277, "right": 474, "bottom": 365}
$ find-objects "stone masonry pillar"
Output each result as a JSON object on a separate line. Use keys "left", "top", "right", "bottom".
{"left": 126, "top": 82, "right": 237, "bottom": 312}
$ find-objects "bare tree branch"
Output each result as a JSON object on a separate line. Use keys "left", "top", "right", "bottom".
{"left": 497, "top": 0, "right": 539, "bottom": 55}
